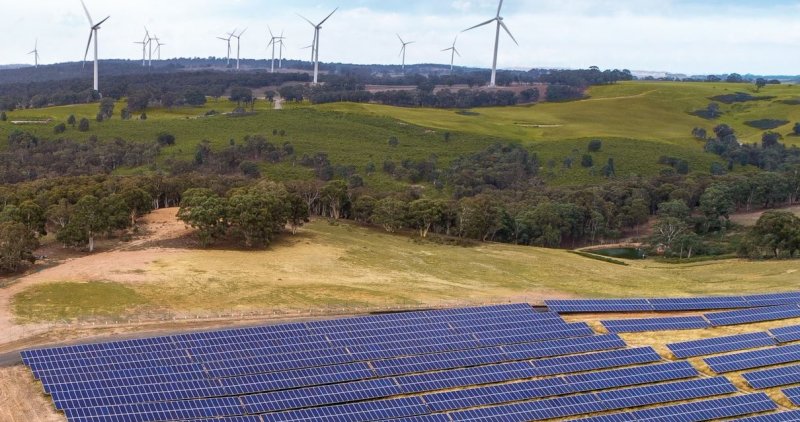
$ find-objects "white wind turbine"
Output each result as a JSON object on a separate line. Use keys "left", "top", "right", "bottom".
{"left": 463, "top": 0, "right": 518, "bottom": 87}
{"left": 230, "top": 28, "right": 247, "bottom": 70}
{"left": 278, "top": 34, "right": 286, "bottom": 69}
{"left": 80, "top": 0, "right": 110, "bottom": 92}
{"left": 217, "top": 31, "right": 234, "bottom": 66}
{"left": 134, "top": 29, "right": 150, "bottom": 67}
{"left": 299, "top": 8, "right": 338, "bottom": 85}
{"left": 155, "top": 36, "right": 165, "bottom": 60}
{"left": 267, "top": 27, "right": 285, "bottom": 73}
{"left": 29, "top": 39, "right": 40, "bottom": 68}
{"left": 397, "top": 34, "right": 414, "bottom": 72}
{"left": 442, "top": 36, "right": 461, "bottom": 73}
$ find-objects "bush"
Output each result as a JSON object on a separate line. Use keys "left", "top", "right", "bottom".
{"left": 388, "top": 136, "right": 399, "bottom": 147}
{"left": 140, "top": 113, "right": 147, "bottom": 121}
{"left": 95, "top": 113, "right": 104, "bottom": 122}
{"left": 581, "top": 154, "right": 593, "bottom": 168}
{"left": 744, "top": 119, "right": 790, "bottom": 130}
{"left": 53, "top": 123, "right": 66, "bottom": 134}
{"left": 78, "top": 118, "right": 90, "bottom": 132}
{"left": 67, "top": 114, "right": 76, "bottom": 126}
{"left": 157, "top": 132, "right": 176, "bottom": 146}
{"left": 588, "top": 139, "right": 602, "bottom": 152}
{"left": 0, "top": 111, "right": 6, "bottom": 121}
{"left": 185, "top": 90, "right": 207, "bottom": 106}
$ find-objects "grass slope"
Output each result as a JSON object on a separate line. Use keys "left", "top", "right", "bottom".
{"left": 3, "top": 81, "right": 800, "bottom": 186}
{"left": 11, "top": 220, "right": 800, "bottom": 322}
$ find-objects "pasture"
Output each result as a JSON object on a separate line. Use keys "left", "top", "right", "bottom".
{"left": 2, "top": 81, "right": 799, "bottom": 185}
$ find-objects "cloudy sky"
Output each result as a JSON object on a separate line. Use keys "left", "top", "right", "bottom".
{"left": 4, "top": 0, "right": 800, "bottom": 75}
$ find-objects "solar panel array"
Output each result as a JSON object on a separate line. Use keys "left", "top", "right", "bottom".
{"left": 546, "top": 292, "right": 800, "bottom": 313}
{"left": 21, "top": 301, "right": 800, "bottom": 422}
{"left": 601, "top": 316, "right": 710, "bottom": 333}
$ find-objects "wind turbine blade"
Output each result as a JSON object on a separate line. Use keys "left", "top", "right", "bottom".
{"left": 79, "top": 0, "right": 93, "bottom": 25}
{"left": 239, "top": 27, "right": 248, "bottom": 37}
{"left": 454, "top": 48, "right": 461, "bottom": 57}
{"left": 397, "top": 34, "right": 404, "bottom": 44}
{"left": 500, "top": 21, "right": 519, "bottom": 45}
{"left": 441, "top": 47, "right": 450, "bottom": 52}
{"left": 94, "top": 16, "right": 110, "bottom": 28}
{"left": 319, "top": 7, "right": 338, "bottom": 26}
{"left": 463, "top": 18, "right": 496, "bottom": 32}
{"left": 268, "top": 26, "right": 274, "bottom": 38}
{"left": 83, "top": 31, "right": 93, "bottom": 67}
{"left": 298, "top": 14, "right": 316, "bottom": 27}
{"left": 497, "top": 0, "right": 504, "bottom": 17}
{"left": 453, "top": 35, "right": 458, "bottom": 47}
{"left": 217, "top": 37, "right": 228, "bottom": 41}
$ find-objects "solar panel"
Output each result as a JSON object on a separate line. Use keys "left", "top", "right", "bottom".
{"left": 744, "top": 292, "right": 800, "bottom": 308}
{"left": 649, "top": 296, "right": 750, "bottom": 311}
{"left": 734, "top": 410, "right": 800, "bottom": 422}
{"left": 575, "top": 393, "right": 777, "bottom": 422}
{"left": 782, "top": 386, "right": 800, "bottom": 407}
{"left": 545, "top": 299, "right": 654, "bottom": 313}
{"left": 667, "top": 332, "right": 776, "bottom": 358}
{"left": 705, "top": 305, "right": 800, "bottom": 327}
{"left": 602, "top": 316, "right": 710, "bottom": 333}
{"left": 531, "top": 347, "right": 662, "bottom": 376}
{"left": 595, "top": 377, "right": 737, "bottom": 410}
{"left": 771, "top": 325, "right": 800, "bottom": 344}
{"left": 743, "top": 364, "right": 800, "bottom": 389}
{"left": 704, "top": 344, "right": 800, "bottom": 373}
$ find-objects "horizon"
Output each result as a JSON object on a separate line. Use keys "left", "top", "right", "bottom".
{"left": 3, "top": 0, "right": 800, "bottom": 75}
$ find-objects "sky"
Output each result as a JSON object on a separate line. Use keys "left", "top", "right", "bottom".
{"left": 4, "top": 0, "right": 800, "bottom": 75}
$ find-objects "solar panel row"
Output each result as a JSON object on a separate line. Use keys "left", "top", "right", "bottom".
{"left": 743, "top": 364, "right": 800, "bottom": 389}
{"left": 705, "top": 305, "right": 800, "bottom": 327}
{"left": 704, "top": 344, "right": 800, "bottom": 373}
{"left": 601, "top": 317, "right": 710, "bottom": 333}
{"left": 667, "top": 332, "right": 777, "bottom": 358}
{"left": 546, "top": 292, "right": 800, "bottom": 313}
{"left": 734, "top": 410, "right": 800, "bottom": 422}
{"left": 571, "top": 393, "right": 778, "bottom": 422}
{"left": 771, "top": 325, "right": 800, "bottom": 344}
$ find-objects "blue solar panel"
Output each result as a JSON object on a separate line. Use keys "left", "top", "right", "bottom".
{"left": 545, "top": 299, "right": 654, "bottom": 313}
{"left": 576, "top": 393, "right": 777, "bottom": 422}
{"left": 782, "top": 387, "right": 800, "bottom": 406}
{"left": 649, "top": 296, "right": 750, "bottom": 311}
{"left": 705, "top": 344, "right": 800, "bottom": 373}
{"left": 771, "top": 325, "right": 800, "bottom": 343}
{"left": 735, "top": 410, "right": 800, "bottom": 422}
{"left": 743, "top": 364, "right": 800, "bottom": 389}
{"left": 705, "top": 305, "right": 800, "bottom": 327}
{"left": 602, "top": 316, "right": 710, "bottom": 333}
{"left": 531, "top": 347, "right": 661, "bottom": 376}
{"left": 595, "top": 377, "right": 736, "bottom": 410}
{"left": 745, "top": 292, "right": 800, "bottom": 308}
{"left": 667, "top": 332, "right": 776, "bottom": 358}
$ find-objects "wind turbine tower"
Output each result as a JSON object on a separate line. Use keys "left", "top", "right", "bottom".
{"left": 217, "top": 31, "right": 234, "bottom": 66}
{"left": 155, "top": 36, "right": 165, "bottom": 60}
{"left": 397, "top": 34, "right": 414, "bottom": 72}
{"left": 442, "top": 36, "right": 461, "bottom": 73}
{"left": 80, "top": 0, "right": 110, "bottom": 93}
{"left": 278, "top": 33, "right": 286, "bottom": 68}
{"left": 463, "top": 0, "right": 518, "bottom": 87}
{"left": 267, "top": 27, "right": 285, "bottom": 73}
{"left": 29, "top": 40, "right": 40, "bottom": 68}
{"left": 299, "top": 8, "right": 338, "bottom": 85}
{"left": 232, "top": 28, "right": 247, "bottom": 70}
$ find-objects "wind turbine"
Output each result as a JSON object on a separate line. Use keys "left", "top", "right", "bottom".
{"left": 442, "top": 36, "right": 460, "bottom": 73}
{"left": 463, "top": 0, "right": 518, "bottom": 87}
{"left": 278, "top": 33, "right": 286, "bottom": 69}
{"left": 298, "top": 7, "right": 338, "bottom": 85}
{"left": 29, "top": 39, "right": 40, "bottom": 68}
{"left": 267, "top": 26, "right": 285, "bottom": 73}
{"left": 134, "top": 29, "right": 149, "bottom": 67}
{"left": 217, "top": 31, "right": 234, "bottom": 66}
{"left": 397, "top": 34, "right": 414, "bottom": 72}
{"left": 155, "top": 36, "right": 165, "bottom": 60}
{"left": 80, "top": 0, "right": 110, "bottom": 93}
{"left": 232, "top": 28, "right": 246, "bottom": 70}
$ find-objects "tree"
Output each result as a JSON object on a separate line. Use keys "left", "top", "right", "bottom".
{"left": 0, "top": 111, "right": 6, "bottom": 122}
{"left": 156, "top": 132, "right": 176, "bottom": 146}
{"left": 0, "top": 222, "right": 38, "bottom": 272}
{"left": 756, "top": 78, "right": 767, "bottom": 92}
{"left": 458, "top": 195, "right": 502, "bottom": 241}
{"left": 99, "top": 97, "right": 115, "bottom": 120}
{"left": 601, "top": 158, "right": 616, "bottom": 177}
{"left": 227, "top": 185, "right": 289, "bottom": 247}
{"left": 185, "top": 90, "right": 207, "bottom": 106}
{"left": 658, "top": 200, "right": 691, "bottom": 220}
{"left": 67, "top": 114, "right": 76, "bottom": 127}
{"left": 59, "top": 195, "right": 108, "bottom": 252}
{"left": 286, "top": 193, "right": 310, "bottom": 235}
{"left": 409, "top": 199, "right": 445, "bottom": 238}
{"left": 320, "top": 180, "right": 349, "bottom": 220}
{"left": 372, "top": 197, "right": 408, "bottom": 233}
{"left": 699, "top": 185, "right": 734, "bottom": 232}
{"left": 588, "top": 139, "right": 602, "bottom": 152}
{"left": 120, "top": 187, "right": 154, "bottom": 227}
{"left": 177, "top": 189, "right": 228, "bottom": 247}
{"left": 650, "top": 217, "right": 689, "bottom": 252}
{"left": 726, "top": 73, "right": 744, "bottom": 83}
{"left": 78, "top": 118, "right": 90, "bottom": 132}
{"left": 53, "top": 123, "right": 66, "bottom": 134}
{"left": 127, "top": 90, "right": 151, "bottom": 112}
{"left": 581, "top": 154, "right": 593, "bottom": 168}
{"left": 388, "top": 136, "right": 399, "bottom": 148}
{"left": 745, "top": 211, "right": 800, "bottom": 259}
{"left": 229, "top": 86, "right": 254, "bottom": 107}
{"left": 239, "top": 161, "right": 261, "bottom": 178}
{"left": 794, "top": 123, "right": 800, "bottom": 137}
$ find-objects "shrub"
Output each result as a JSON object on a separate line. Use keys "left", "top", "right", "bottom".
{"left": 581, "top": 154, "right": 593, "bottom": 168}
{"left": 78, "top": 118, "right": 90, "bottom": 132}
{"left": 0, "top": 111, "right": 6, "bottom": 121}
{"left": 67, "top": 115, "right": 76, "bottom": 127}
{"left": 53, "top": 123, "right": 66, "bottom": 134}
{"left": 140, "top": 113, "right": 147, "bottom": 121}
{"left": 157, "top": 132, "right": 176, "bottom": 146}
{"left": 388, "top": 136, "right": 399, "bottom": 147}
{"left": 588, "top": 139, "right": 602, "bottom": 152}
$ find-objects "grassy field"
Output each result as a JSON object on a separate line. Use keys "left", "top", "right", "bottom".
{"left": 3, "top": 81, "right": 800, "bottom": 186}
{"left": 10, "top": 218, "right": 800, "bottom": 323}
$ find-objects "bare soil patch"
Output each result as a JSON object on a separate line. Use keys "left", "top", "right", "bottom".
{"left": 0, "top": 365, "right": 64, "bottom": 422}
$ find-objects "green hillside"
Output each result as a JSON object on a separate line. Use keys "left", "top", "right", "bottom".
{"left": 2, "top": 81, "right": 799, "bottom": 186}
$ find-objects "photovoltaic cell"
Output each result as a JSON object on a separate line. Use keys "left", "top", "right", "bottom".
{"left": 705, "top": 305, "right": 800, "bottom": 327}
{"left": 667, "top": 332, "right": 776, "bottom": 358}
{"left": 704, "top": 344, "right": 800, "bottom": 373}
{"left": 743, "top": 364, "right": 800, "bottom": 389}
{"left": 771, "top": 325, "right": 800, "bottom": 344}
{"left": 734, "top": 410, "right": 800, "bottom": 422}
{"left": 601, "top": 316, "right": 710, "bottom": 333}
